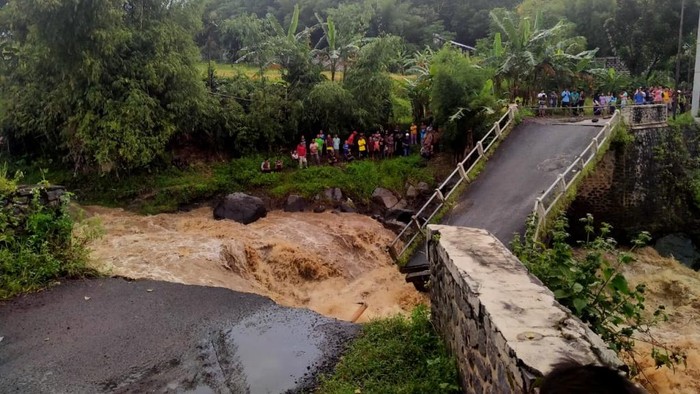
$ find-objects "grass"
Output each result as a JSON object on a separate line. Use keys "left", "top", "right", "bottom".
{"left": 195, "top": 61, "right": 282, "bottom": 80}
{"left": 318, "top": 305, "right": 459, "bottom": 394}
{"left": 195, "top": 62, "right": 413, "bottom": 82}
{"left": 6, "top": 155, "right": 435, "bottom": 214}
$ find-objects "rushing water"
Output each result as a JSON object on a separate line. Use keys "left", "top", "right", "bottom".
{"left": 84, "top": 206, "right": 426, "bottom": 322}
{"left": 622, "top": 248, "right": 700, "bottom": 393}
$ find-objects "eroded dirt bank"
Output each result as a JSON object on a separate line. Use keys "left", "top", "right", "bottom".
{"left": 84, "top": 206, "right": 426, "bottom": 322}
{"left": 622, "top": 248, "right": 700, "bottom": 393}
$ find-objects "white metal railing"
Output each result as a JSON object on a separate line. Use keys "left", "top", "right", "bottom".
{"left": 531, "top": 110, "right": 622, "bottom": 241}
{"left": 388, "top": 104, "right": 519, "bottom": 260}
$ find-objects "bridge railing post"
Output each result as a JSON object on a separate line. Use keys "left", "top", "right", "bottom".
{"left": 557, "top": 174, "right": 567, "bottom": 194}
{"left": 457, "top": 163, "right": 470, "bottom": 182}
{"left": 494, "top": 121, "right": 502, "bottom": 138}
{"left": 477, "top": 141, "right": 485, "bottom": 157}
{"left": 435, "top": 188, "right": 445, "bottom": 202}
{"left": 592, "top": 137, "right": 599, "bottom": 154}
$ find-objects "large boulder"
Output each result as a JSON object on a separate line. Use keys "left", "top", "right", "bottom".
{"left": 323, "top": 188, "right": 344, "bottom": 202}
{"left": 371, "top": 188, "right": 399, "bottom": 210}
{"left": 284, "top": 195, "right": 307, "bottom": 213}
{"left": 213, "top": 193, "right": 267, "bottom": 224}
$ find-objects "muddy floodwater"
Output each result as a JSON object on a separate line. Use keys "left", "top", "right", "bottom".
{"left": 84, "top": 206, "right": 426, "bottom": 322}
{"left": 622, "top": 248, "right": 700, "bottom": 393}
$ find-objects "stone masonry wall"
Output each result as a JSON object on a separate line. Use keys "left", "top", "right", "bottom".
{"left": 427, "top": 225, "right": 622, "bottom": 393}
{"left": 569, "top": 125, "right": 700, "bottom": 242}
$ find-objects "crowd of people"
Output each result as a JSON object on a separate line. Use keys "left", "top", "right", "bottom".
{"left": 289, "top": 123, "right": 440, "bottom": 169}
{"left": 536, "top": 86, "right": 689, "bottom": 117}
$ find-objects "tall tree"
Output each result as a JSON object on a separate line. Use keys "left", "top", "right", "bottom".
{"left": 606, "top": 0, "right": 699, "bottom": 77}
{"left": 0, "top": 0, "right": 207, "bottom": 173}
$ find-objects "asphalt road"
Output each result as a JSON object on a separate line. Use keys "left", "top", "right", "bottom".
{"left": 406, "top": 119, "right": 603, "bottom": 270}
{"left": 0, "top": 278, "right": 358, "bottom": 393}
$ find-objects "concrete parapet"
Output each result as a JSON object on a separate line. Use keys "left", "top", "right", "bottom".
{"left": 427, "top": 225, "right": 623, "bottom": 393}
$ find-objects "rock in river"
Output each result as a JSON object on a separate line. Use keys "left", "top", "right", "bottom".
{"left": 371, "top": 187, "right": 399, "bottom": 210}
{"left": 213, "top": 193, "right": 267, "bottom": 224}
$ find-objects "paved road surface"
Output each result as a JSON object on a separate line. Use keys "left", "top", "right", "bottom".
{"left": 0, "top": 278, "right": 357, "bottom": 393}
{"left": 405, "top": 119, "right": 603, "bottom": 270}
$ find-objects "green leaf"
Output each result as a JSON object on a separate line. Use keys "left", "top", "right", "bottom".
{"left": 610, "top": 274, "right": 630, "bottom": 294}
{"left": 572, "top": 283, "right": 584, "bottom": 294}
{"left": 573, "top": 298, "right": 587, "bottom": 313}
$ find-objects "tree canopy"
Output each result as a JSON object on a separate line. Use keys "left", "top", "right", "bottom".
{"left": 0, "top": 0, "right": 698, "bottom": 172}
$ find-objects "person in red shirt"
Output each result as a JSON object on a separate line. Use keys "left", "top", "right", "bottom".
{"left": 347, "top": 131, "right": 358, "bottom": 156}
{"left": 295, "top": 141, "right": 308, "bottom": 169}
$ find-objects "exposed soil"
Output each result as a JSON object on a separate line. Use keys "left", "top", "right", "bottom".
{"left": 84, "top": 206, "right": 426, "bottom": 322}
{"left": 621, "top": 247, "right": 700, "bottom": 393}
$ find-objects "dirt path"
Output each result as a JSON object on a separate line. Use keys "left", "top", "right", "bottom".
{"left": 622, "top": 248, "right": 700, "bottom": 393}
{"left": 84, "top": 206, "right": 426, "bottom": 322}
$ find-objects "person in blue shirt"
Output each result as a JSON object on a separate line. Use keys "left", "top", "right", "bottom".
{"left": 634, "top": 88, "right": 645, "bottom": 105}
{"left": 561, "top": 89, "right": 571, "bottom": 108}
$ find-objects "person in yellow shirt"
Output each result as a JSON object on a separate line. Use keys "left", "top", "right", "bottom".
{"left": 662, "top": 88, "right": 671, "bottom": 110}
{"left": 410, "top": 123, "right": 418, "bottom": 145}
{"left": 357, "top": 134, "right": 367, "bottom": 159}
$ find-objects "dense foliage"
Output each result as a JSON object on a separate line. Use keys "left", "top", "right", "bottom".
{"left": 0, "top": 0, "right": 209, "bottom": 173}
{"left": 319, "top": 305, "right": 460, "bottom": 394}
{"left": 0, "top": 168, "right": 97, "bottom": 299}
{"left": 0, "top": 0, "right": 695, "bottom": 173}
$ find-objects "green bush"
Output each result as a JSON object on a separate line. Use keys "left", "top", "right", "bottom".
{"left": 0, "top": 171, "right": 98, "bottom": 299}
{"left": 319, "top": 305, "right": 459, "bottom": 394}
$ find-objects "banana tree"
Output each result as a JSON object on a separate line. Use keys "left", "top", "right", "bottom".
{"left": 234, "top": 4, "right": 317, "bottom": 80}
{"left": 488, "top": 9, "right": 594, "bottom": 103}
{"left": 404, "top": 47, "right": 433, "bottom": 120}
{"left": 313, "top": 13, "right": 364, "bottom": 81}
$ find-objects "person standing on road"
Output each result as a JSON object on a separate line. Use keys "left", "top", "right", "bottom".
{"left": 561, "top": 88, "right": 571, "bottom": 112}
{"left": 537, "top": 90, "right": 547, "bottom": 117}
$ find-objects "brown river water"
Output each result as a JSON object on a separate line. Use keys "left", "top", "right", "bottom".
{"left": 622, "top": 248, "right": 700, "bottom": 393}
{"left": 84, "top": 206, "right": 426, "bottom": 323}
